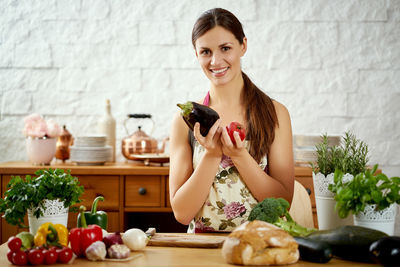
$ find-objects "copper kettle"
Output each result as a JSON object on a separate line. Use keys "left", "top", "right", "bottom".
{"left": 121, "top": 114, "right": 168, "bottom": 160}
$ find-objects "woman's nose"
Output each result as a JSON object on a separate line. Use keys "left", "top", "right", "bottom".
{"left": 211, "top": 52, "right": 221, "bottom": 65}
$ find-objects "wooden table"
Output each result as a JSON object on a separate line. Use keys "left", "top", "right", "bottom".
{"left": 0, "top": 242, "right": 380, "bottom": 266}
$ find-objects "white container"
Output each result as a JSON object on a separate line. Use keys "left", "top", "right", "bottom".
{"left": 313, "top": 172, "right": 354, "bottom": 230}
{"left": 26, "top": 137, "right": 57, "bottom": 165}
{"left": 354, "top": 204, "right": 397, "bottom": 235}
{"left": 315, "top": 195, "right": 354, "bottom": 230}
{"left": 28, "top": 199, "right": 68, "bottom": 235}
{"left": 97, "top": 99, "right": 116, "bottom": 162}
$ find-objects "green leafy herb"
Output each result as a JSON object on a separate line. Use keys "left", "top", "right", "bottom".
{"left": 311, "top": 132, "right": 369, "bottom": 176}
{"left": 329, "top": 165, "right": 400, "bottom": 218}
{"left": 0, "top": 168, "right": 84, "bottom": 228}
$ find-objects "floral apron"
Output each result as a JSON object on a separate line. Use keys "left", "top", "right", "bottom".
{"left": 187, "top": 92, "right": 268, "bottom": 233}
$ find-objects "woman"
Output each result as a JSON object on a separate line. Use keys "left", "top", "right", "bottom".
{"left": 169, "top": 8, "right": 294, "bottom": 233}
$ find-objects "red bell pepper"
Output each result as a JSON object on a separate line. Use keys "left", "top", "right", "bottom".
{"left": 69, "top": 206, "right": 103, "bottom": 257}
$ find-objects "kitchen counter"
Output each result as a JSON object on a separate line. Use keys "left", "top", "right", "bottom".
{"left": 0, "top": 240, "right": 380, "bottom": 266}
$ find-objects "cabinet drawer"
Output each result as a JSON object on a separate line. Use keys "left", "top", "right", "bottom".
{"left": 125, "top": 176, "right": 162, "bottom": 207}
{"left": 295, "top": 176, "right": 315, "bottom": 208}
{"left": 78, "top": 175, "right": 120, "bottom": 210}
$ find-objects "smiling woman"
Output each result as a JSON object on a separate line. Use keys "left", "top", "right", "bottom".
{"left": 194, "top": 26, "right": 246, "bottom": 87}
{"left": 169, "top": 8, "right": 295, "bottom": 233}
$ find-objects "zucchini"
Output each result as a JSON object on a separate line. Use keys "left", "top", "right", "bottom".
{"left": 369, "top": 236, "right": 400, "bottom": 267}
{"left": 294, "top": 236, "right": 333, "bottom": 263}
{"left": 306, "top": 225, "right": 388, "bottom": 262}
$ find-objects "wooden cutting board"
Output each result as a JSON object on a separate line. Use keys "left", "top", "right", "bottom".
{"left": 147, "top": 233, "right": 226, "bottom": 248}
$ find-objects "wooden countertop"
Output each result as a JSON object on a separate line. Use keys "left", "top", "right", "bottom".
{"left": 0, "top": 161, "right": 313, "bottom": 176}
{"left": 0, "top": 241, "right": 379, "bottom": 267}
{"left": 0, "top": 161, "right": 170, "bottom": 175}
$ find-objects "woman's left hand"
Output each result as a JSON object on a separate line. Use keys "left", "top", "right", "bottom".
{"left": 220, "top": 126, "right": 246, "bottom": 158}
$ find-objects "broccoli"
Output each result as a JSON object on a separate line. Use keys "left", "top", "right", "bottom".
{"left": 248, "top": 197, "right": 316, "bottom": 237}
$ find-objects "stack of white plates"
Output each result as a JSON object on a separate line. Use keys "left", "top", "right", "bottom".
{"left": 70, "top": 135, "right": 112, "bottom": 165}
{"left": 293, "top": 135, "right": 341, "bottom": 167}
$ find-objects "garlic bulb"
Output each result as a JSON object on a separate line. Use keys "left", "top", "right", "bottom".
{"left": 108, "top": 244, "right": 130, "bottom": 259}
{"left": 85, "top": 241, "right": 106, "bottom": 261}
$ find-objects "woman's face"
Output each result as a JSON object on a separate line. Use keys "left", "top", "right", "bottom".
{"left": 194, "top": 26, "right": 247, "bottom": 87}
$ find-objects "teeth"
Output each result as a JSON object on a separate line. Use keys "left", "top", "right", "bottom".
{"left": 212, "top": 67, "right": 228, "bottom": 74}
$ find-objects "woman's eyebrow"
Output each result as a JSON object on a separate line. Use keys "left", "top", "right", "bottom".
{"left": 199, "top": 42, "right": 234, "bottom": 50}
{"left": 219, "top": 42, "right": 233, "bottom": 47}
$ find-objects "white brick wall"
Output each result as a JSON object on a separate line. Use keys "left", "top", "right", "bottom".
{"left": 1, "top": 0, "right": 399, "bottom": 232}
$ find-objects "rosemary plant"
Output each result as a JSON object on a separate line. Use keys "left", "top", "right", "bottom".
{"left": 311, "top": 132, "right": 369, "bottom": 176}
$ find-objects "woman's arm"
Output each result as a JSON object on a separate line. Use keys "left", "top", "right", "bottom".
{"left": 169, "top": 112, "right": 222, "bottom": 225}
{"left": 221, "top": 101, "right": 295, "bottom": 203}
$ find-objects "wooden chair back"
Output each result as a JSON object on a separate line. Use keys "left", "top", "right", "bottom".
{"left": 289, "top": 180, "right": 314, "bottom": 228}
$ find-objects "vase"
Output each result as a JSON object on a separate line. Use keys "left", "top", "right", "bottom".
{"left": 313, "top": 172, "right": 353, "bottom": 230}
{"left": 354, "top": 203, "right": 397, "bottom": 235}
{"left": 27, "top": 199, "right": 69, "bottom": 235}
{"left": 26, "top": 136, "right": 57, "bottom": 165}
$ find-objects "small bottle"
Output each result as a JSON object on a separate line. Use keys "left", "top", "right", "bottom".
{"left": 55, "top": 125, "right": 73, "bottom": 162}
{"left": 98, "top": 99, "right": 116, "bottom": 162}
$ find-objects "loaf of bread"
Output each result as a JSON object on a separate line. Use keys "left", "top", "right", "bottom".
{"left": 222, "top": 220, "right": 299, "bottom": 265}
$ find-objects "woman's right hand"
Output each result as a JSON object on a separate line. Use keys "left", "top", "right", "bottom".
{"left": 193, "top": 119, "right": 222, "bottom": 158}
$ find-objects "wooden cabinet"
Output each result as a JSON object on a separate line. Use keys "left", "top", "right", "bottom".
{"left": 0, "top": 161, "right": 317, "bottom": 243}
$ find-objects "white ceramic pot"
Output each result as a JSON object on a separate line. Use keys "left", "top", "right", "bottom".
{"left": 26, "top": 137, "right": 57, "bottom": 165}
{"left": 354, "top": 203, "right": 397, "bottom": 235}
{"left": 313, "top": 172, "right": 354, "bottom": 230}
{"left": 28, "top": 199, "right": 68, "bottom": 235}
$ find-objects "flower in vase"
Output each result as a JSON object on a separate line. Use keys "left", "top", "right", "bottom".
{"left": 23, "top": 113, "right": 62, "bottom": 138}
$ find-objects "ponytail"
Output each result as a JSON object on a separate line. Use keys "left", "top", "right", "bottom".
{"left": 242, "top": 72, "right": 278, "bottom": 163}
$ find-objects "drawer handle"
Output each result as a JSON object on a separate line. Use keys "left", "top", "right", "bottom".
{"left": 138, "top": 187, "right": 147, "bottom": 195}
{"left": 306, "top": 188, "right": 312, "bottom": 195}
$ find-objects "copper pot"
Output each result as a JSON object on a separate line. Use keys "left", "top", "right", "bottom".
{"left": 121, "top": 114, "right": 168, "bottom": 160}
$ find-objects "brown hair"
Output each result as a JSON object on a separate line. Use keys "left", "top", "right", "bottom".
{"left": 192, "top": 8, "right": 278, "bottom": 163}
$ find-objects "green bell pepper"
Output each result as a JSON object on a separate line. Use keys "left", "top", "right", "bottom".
{"left": 77, "top": 196, "right": 108, "bottom": 230}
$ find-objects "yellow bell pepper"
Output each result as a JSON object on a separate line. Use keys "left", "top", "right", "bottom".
{"left": 34, "top": 222, "right": 69, "bottom": 247}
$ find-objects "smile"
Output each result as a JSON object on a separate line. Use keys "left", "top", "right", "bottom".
{"left": 210, "top": 67, "right": 229, "bottom": 74}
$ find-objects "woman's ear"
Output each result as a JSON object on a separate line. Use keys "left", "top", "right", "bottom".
{"left": 241, "top": 37, "right": 247, "bottom": 56}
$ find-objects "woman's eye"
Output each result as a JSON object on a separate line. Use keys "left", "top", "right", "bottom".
{"left": 201, "top": 50, "right": 210, "bottom": 56}
{"left": 222, "top": 46, "right": 231, "bottom": 51}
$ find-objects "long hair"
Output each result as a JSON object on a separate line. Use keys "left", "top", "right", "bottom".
{"left": 192, "top": 8, "right": 278, "bottom": 163}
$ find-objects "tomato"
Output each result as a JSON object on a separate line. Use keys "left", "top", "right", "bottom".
{"left": 7, "top": 236, "right": 22, "bottom": 252}
{"left": 28, "top": 248, "right": 45, "bottom": 265}
{"left": 226, "top": 122, "right": 246, "bottom": 145}
{"left": 12, "top": 250, "right": 28, "bottom": 266}
{"left": 7, "top": 249, "right": 16, "bottom": 263}
{"left": 57, "top": 246, "right": 73, "bottom": 263}
{"left": 43, "top": 248, "right": 58, "bottom": 265}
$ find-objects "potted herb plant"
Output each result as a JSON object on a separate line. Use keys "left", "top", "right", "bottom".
{"left": 329, "top": 165, "right": 400, "bottom": 235}
{"left": 311, "top": 132, "right": 369, "bottom": 229}
{"left": 0, "top": 168, "right": 84, "bottom": 234}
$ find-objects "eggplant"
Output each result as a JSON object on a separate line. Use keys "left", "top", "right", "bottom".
{"left": 369, "top": 236, "right": 400, "bottom": 267}
{"left": 177, "top": 101, "right": 220, "bottom": 136}
{"left": 294, "top": 236, "right": 333, "bottom": 263}
{"left": 306, "top": 225, "right": 388, "bottom": 262}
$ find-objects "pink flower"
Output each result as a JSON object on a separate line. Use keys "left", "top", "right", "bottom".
{"left": 46, "top": 119, "right": 62, "bottom": 137}
{"left": 223, "top": 202, "right": 246, "bottom": 220}
{"left": 220, "top": 154, "right": 234, "bottom": 168}
{"left": 194, "top": 221, "right": 215, "bottom": 233}
{"left": 23, "top": 114, "right": 61, "bottom": 138}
